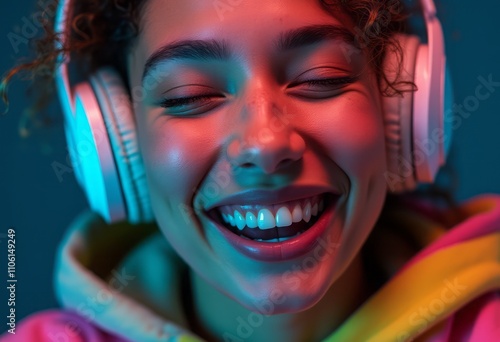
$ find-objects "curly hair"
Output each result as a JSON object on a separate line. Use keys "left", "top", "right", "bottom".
{"left": 1, "top": 0, "right": 412, "bottom": 135}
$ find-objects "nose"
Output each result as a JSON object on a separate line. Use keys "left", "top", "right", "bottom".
{"left": 226, "top": 94, "right": 306, "bottom": 174}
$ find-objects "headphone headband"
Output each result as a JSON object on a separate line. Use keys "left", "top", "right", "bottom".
{"left": 54, "top": 0, "right": 441, "bottom": 112}
{"left": 414, "top": 0, "right": 447, "bottom": 181}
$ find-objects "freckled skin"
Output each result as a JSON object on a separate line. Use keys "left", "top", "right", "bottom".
{"left": 127, "top": 0, "right": 388, "bottom": 340}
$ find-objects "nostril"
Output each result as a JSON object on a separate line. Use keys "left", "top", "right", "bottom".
{"left": 277, "top": 158, "right": 294, "bottom": 170}
{"left": 240, "top": 162, "right": 254, "bottom": 169}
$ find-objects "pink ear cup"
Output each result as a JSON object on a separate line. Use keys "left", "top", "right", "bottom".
{"left": 69, "top": 80, "right": 127, "bottom": 223}
{"left": 413, "top": 9, "right": 447, "bottom": 183}
{"left": 90, "top": 68, "right": 153, "bottom": 224}
{"left": 383, "top": 29, "right": 449, "bottom": 193}
{"left": 383, "top": 34, "right": 420, "bottom": 193}
{"left": 62, "top": 68, "right": 153, "bottom": 224}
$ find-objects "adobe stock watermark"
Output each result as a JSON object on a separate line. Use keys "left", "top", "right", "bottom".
{"left": 221, "top": 235, "right": 340, "bottom": 342}
{"left": 384, "top": 74, "right": 500, "bottom": 191}
{"left": 7, "top": 0, "right": 58, "bottom": 54}
{"left": 47, "top": 267, "right": 135, "bottom": 342}
{"left": 396, "top": 277, "right": 468, "bottom": 342}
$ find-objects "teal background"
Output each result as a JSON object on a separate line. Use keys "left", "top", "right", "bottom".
{"left": 0, "top": 0, "right": 499, "bottom": 332}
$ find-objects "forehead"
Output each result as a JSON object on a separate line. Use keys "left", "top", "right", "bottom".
{"left": 135, "top": 0, "right": 353, "bottom": 57}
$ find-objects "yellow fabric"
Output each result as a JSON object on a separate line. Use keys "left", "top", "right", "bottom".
{"left": 323, "top": 232, "right": 500, "bottom": 342}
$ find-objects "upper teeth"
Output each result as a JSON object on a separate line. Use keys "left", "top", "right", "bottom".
{"left": 219, "top": 197, "right": 324, "bottom": 231}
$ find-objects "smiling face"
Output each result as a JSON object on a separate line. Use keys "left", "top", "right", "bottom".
{"left": 127, "top": 0, "right": 388, "bottom": 313}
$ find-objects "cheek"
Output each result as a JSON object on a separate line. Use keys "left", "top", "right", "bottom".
{"left": 335, "top": 115, "right": 386, "bottom": 180}
{"left": 136, "top": 115, "right": 218, "bottom": 206}
{"left": 136, "top": 115, "right": 223, "bottom": 261}
{"left": 303, "top": 94, "right": 386, "bottom": 179}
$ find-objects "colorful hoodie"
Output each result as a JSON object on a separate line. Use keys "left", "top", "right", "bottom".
{"left": 4, "top": 195, "right": 500, "bottom": 341}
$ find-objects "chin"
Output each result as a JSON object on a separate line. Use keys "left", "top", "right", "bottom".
{"left": 223, "top": 252, "right": 343, "bottom": 315}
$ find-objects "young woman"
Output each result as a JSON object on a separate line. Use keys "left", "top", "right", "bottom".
{"left": 2, "top": 0, "right": 499, "bottom": 341}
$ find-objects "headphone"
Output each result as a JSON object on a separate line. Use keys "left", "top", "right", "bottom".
{"left": 55, "top": 0, "right": 453, "bottom": 224}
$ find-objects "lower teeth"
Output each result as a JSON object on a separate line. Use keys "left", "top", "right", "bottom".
{"left": 254, "top": 232, "right": 301, "bottom": 243}
{"left": 279, "top": 235, "right": 295, "bottom": 242}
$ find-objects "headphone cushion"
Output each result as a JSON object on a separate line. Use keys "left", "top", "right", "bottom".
{"left": 90, "top": 68, "right": 153, "bottom": 224}
{"left": 382, "top": 34, "right": 421, "bottom": 193}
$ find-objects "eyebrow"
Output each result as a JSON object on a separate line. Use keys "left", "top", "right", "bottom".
{"left": 142, "top": 39, "right": 230, "bottom": 82}
{"left": 276, "top": 24, "right": 357, "bottom": 52}
{"left": 141, "top": 24, "right": 357, "bottom": 83}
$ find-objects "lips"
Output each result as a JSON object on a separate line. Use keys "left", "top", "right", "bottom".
{"left": 203, "top": 186, "right": 341, "bottom": 261}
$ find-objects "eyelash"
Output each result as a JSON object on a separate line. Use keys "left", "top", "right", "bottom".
{"left": 159, "top": 95, "right": 221, "bottom": 108}
{"left": 294, "top": 76, "right": 357, "bottom": 87}
{"left": 159, "top": 76, "right": 357, "bottom": 109}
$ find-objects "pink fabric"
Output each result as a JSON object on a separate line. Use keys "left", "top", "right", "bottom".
{"left": 449, "top": 291, "right": 500, "bottom": 341}
{"left": 2, "top": 310, "right": 126, "bottom": 342}
{"left": 5, "top": 295, "right": 499, "bottom": 342}
{"left": 402, "top": 195, "right": 500, "bottom": 270}
{"left": 400, "top": 195, "right": 500, "bottom": 340}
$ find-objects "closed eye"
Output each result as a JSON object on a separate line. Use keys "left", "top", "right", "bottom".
{"left": 289, "top": 76, "right": 357, "bottom": 88}
{"left": 157, "top": 93, "right": 227, "bottom": 116}
{"left": 287, "top": 75, "right": 358, "bottom": 99}
{"left": 159, "top": 94, "right": 224, "bottom": 108}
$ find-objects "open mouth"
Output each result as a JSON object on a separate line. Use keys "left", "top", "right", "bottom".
{"left": 208, "top": 193, "right": 334, "bottom": 242}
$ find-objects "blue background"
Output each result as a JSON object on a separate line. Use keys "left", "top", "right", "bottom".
{"left": 0, "top": 0, "right": 499, "bottom": 332}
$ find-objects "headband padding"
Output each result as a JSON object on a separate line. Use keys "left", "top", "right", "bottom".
{"left": 383, "top": 34, "right": 421, "bottom": 193}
